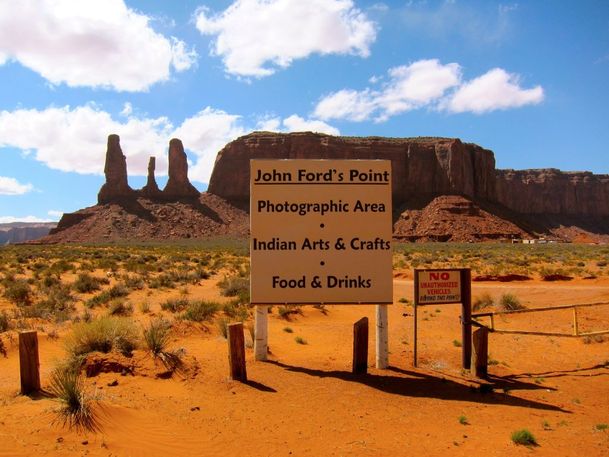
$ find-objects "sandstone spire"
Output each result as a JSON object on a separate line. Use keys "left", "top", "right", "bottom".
{"left": 98, "top": 134, "right": 135, "bottom": 204}
{"left": 162, "top": 138, "right": 200, "bottom": 200}
{"left": 141, "top": 156, "right": 161, "bottom": 198}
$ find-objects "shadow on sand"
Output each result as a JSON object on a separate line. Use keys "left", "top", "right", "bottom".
{"left": 266, "top": 360, "right": 569, "bottom": 413}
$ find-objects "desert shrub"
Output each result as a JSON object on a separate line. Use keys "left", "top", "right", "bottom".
{"left": 31, "top": 284, "right": 75, "bottom": 321}
{"left": 42, "top": 274, "right": 61, "bottom": 288}
{"left": 48, "top": 365, "right": 97, "bottom": 431}
{"left": 295, "top": 336, "right": 307, "bottom": 345}
{"left": 180, "top": 300, "right": 219, "bottom": 322}
{"left": 120, "top": 274, "right": 145, "bottom": 290}
{"left": 510, "top": 429, "right": 537, "bottom": 446}
{"left": 498, "top": 293, "right": 525, "bottom": 311}
{"left": 73, "top": 273, "right": 106, "bottom": 293}
{"left": 278, "top": 305, "right": 303, "bottom": 320}
{"left": 160, "top": 298, "right": 190, "bottom": 313}
{"left": 143, "top": 317, "right": 171, "bottom": 357}
{"left": 283, "top": 327, "right": 293, "bottom": 333}
{"left": 217, "top": 276, "right": 250, "bottom": 302}
{"left": 65, "top": 317, "right": 138, "bottom": 357}
{"left": 222, "top": 300, "right": 250, "bottom": 321}
{"left": 139, "top": 302, "right": 151, "bottom": 314}
{"left": 148, "top": 272, "right": 176, "bottom": 289}
{"left": 85, "top": 284, "right": 129, "bottom": 308}
{"left": 216, "top": 316, "right": 230, "bottom": 338}
{"left": 473, "top": 292, "right": 494, "bottom": 311}
{"left": 0, "top": 311, "right": 10, "bottom": 332}
{"left": 107, "top": 300, "right": 133, "bottom": 316}
{"left": 3, "top": 279, "right": 32, "bottom": 305}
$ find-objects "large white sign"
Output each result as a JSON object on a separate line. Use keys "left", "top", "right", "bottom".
{"left": 250, "top": 159, "right": 393, "bottom": 304}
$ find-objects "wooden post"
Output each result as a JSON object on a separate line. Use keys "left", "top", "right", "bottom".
{"left": 352, "top": 317, "right": 369, "bottom": 374}
{"left": 376, "top": 304, "right": 388, "bottom": 369}
{"left": 19, "top": 331, "right": 40, "bottom": 395}
{"left": 461, "top": 269, "right": 472, "bottom": 370}
{"left": 227, "top": 323, "right": 247, "bottom": 382}
{"left": 254, "top": 305, "right": 268, "bottom": 361}
{"left": 413, "top": 269, "right": 419, "bottom": 368}
{"left": 572, "top": 307, "right": 579, "bottom": 336}
{"left": 471, "top": 327, "right": 488, "bottom": 379}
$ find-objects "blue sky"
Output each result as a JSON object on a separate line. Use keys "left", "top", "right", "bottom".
{"left": 1, "top": 0, "right": 608, "bottom": 223}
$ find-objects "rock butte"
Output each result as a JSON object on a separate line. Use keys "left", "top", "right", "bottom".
{"left": 44, "top": 132, "right": 609, "bottom": 243}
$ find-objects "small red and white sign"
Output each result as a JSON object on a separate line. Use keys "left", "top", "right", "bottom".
{"left": 416, "top": 270, "right": 461, "bottom": 305}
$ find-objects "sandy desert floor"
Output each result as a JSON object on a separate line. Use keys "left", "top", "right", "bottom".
{"left": 1, "top": 266, "right": 609, "bottom": 457}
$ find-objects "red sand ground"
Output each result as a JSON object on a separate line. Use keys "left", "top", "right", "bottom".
{"left": 1, "top": 276, "right": 609, "bottom": 456}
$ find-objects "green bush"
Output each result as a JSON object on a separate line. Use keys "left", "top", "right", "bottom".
{"left": 48, "top": 365, "right": 97, "bottom": 431}
{"left": 180, "top": 301, "right": 219, "bottom": 322}
{"left": 3, "top": 279, "right": 32, "bottom": 305}
{"left": 143, "top": 317, "right": 171, "bottom": 357}
{"left": 65, "top": 317, "right": 138, "bottom": 357}
{"left": 85, "top": 284, "right": 129, "bottom": 308}
{"left": 473, "top": 292, "right": 494, "bottom": 311}
{"left": 160, "top": 298, "right": 190, "bottom": 313}
{"left": 0, "top": 311, "right": 11, "bottom": 332}
{"left": 498, "top": 293, "right": 525, "bottom": 311}
{"left": 511, "top": 429, "right": 537, "bottom": 446}
{"left": 73, "top": 273, "right": 106, "bottom": 293}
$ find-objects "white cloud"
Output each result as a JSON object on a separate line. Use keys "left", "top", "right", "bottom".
{"left": 195, "top": 0, "right": 376, "bottom": 77}
{"left": 315, "top": 59, "right": 461, "bottom": 122}
{"left": 0, "top": 105, "right": 173, "bottom": 176}
{"left": 444, "top": 68, "right": 544, "bottom": 114}
{"left": 0, "top": 216, "right": 53, "bottom": 223}
{"left": 282, "top": 115, "right": 340, "bottom": 135}
{"left": 0, "top": 0, "right": 196, "bottom": 91}
{"left": 48, "top": 210, "right": 64, "bottom": 219}
{"left": 0, "top": 104, "right": 342, "bottom": 185}
{"left": 315, "top": 59, "right": 543, "bottom": 121}
{"left": 172, "top": 108, "right": 248, "bottom": 183}
{"left": 120, "top": 102, "right": 133, "bottom": 117}
{"left": 0, "top": 176, "right": 33, "bottom": 195}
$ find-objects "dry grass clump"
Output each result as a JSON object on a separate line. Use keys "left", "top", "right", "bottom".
{"left": 2, "top": 278, "right": 32, "bottom": 305}
{"left": 217, "top": 275, "right": 250, "bottom": 303}
{"left": 497, "top": 293, "right": 525, "bottom": 311}
{"left": 48, "top": 364, "right": 98, "bottom": 431}
{"left": 510, "top": 428, "right": 537, "bottom": 446}
{"left": 65, "top": 316, "right": 138, "bottom": 358}
{"left": 72, "top": 273, "right": 108, "bottom": 293}
{"left": 143, "top": 317, "right": 172, "bottom": 357}
{"left": 473, "top": 292, "right": 494, "bottom": 311}
{"left": 85, "top": 284, "right": 129, "bottom": 308}
{"left": 0, "top": 311, "right": 10, "bottom": 332}
{"left": 160, "top": 298, "right": 191, "bottom": 313}
{"left": 180, "top": 300, "right": 220, "bottom": 322}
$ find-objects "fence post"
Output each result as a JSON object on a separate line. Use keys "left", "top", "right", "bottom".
{"left": 376, "top": 304, "right": 388, "bottom": 369}
{"left": 353, "top": 317, "right": 369, "bottom": 374}
{"left": 254, "top": 305, "right": 268, "bottom": 361}
{"left": 19, "top": 331, "right": 40, "bottom": 395}
{"left": 572, "top": 307, "right": 579, "bottom": 336}
{"left": 471, "top": 327, "right": 488, "bottom": 379}
{"left": 461, "top": 269, "right": 472, "bottom": 370}
{"left": 228, "top": 323, "right": 247, "bottom": 382}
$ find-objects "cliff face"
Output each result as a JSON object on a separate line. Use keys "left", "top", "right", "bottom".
{"left": 208, "top": 132, "right": 496, "bottom": 208}
{"left": 496, "top": 169, "right": 609, "bottom": 216}
{"left": 209, "top": 132, "right": 609, "bottom": 218}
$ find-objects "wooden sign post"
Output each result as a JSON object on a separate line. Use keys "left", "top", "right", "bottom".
{"left": 19, "top": 331, "right": 40, "bottom": 395}
{"left": 250, "top": 159, "right": 393, "bottom": 366}
{"left": 413, "top": 268, "right": 472, "bottom": 369}
{"left": 228, "top": 323, "right": 247, "bottom": 382}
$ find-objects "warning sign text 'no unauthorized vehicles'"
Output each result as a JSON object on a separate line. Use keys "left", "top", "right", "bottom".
{"left": 250, "top": 159, "right": 393, "bottom": 304}
{"left": 416, "top": 269, "right": 462, "bottom": 305}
